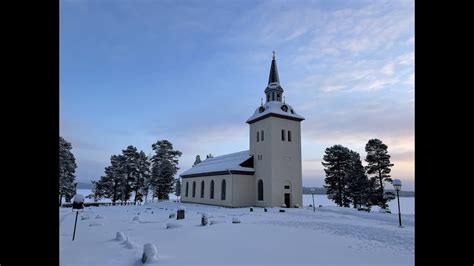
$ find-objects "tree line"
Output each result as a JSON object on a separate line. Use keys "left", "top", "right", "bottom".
{"left": 92, "top": 140, "right": 182, "bottom": 204}
{"left": 59, "top": 136, "right": 184, "bottom": 205}
{"left": 322, "top": 138, "right": 395, "bottom": 210}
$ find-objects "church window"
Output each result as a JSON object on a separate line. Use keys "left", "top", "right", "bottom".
{"left": 210, "top": 180, "right": 215, "bottom": 199}
{"left": 272, "top": 93, "right": 275, "bottom": 101}
{"left": 192, "top": 181, "right": 196, "bottom": 197}
{"left": 261, "top": 130, "right": 264, "bottom": 141}
{"left": 257, "top": 131, "right": 259, "bottom": 142}
{"left": 185, "top": 182, "right": 189, "bottom": 197}
{"left": 201, "top": 181, "right": 205, "bottom": 198}
{"left": 258, "top": 179, "right": 264, "bottom": 201}
{"left": 284, "top": 185, "right": 290, "bottom": 189}
{"left": 288, "top": 130, "right": 292, "bottom": 142}
{"left": 281, "top": 129, "right": 285, "bottom": 141}
{"left": 221, "top": 180, "right": 226, "bottom": 200}
{"left": 277, "top": 94, "right": 281, "bottom": 101}
{"left": 267, "top": 94, "right": 270, "bottom": 102}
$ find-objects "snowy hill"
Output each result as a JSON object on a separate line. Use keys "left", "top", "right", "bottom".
{"left": 60, "top": 201, "right": 414, "bottom": 265}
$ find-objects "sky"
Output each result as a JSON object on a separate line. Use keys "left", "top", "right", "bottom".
{"left": 60, "top": 0, "right": 414, "bottom": 190}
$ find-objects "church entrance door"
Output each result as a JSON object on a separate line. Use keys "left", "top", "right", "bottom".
{"left": 284, "top": 193, "right": 290, "bottom": 208}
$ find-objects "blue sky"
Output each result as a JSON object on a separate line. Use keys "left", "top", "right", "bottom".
{"left": 60, "top": 0, "right": 414, "bottom": 190}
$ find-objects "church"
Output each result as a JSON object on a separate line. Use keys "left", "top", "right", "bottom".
{"left": 180, "top": 53, "right": 304, "bottom": 208}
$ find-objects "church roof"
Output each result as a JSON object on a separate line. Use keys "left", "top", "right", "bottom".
{"left": 180, "top": 150, "right": 254, "bottom": 178}
{"left": 246, "top": 101, "right": 305, "bottom": 124}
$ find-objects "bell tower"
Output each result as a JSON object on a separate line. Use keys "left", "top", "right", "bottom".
{"left": 247, "top": 52, "right": 304, "bottom": 208}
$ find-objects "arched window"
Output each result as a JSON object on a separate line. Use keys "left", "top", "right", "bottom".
{"left": 210, "top": 180, "right": 215, "bottom": 199}
{"left": 261, "top": 130, "right": 264, "bottom": 141}
{"left": 201, "top": 181, "right": 205, "bottom": 198}
{"left": 257, "top": 131, "right": 259, "bottom": 142}
{"left": 258, "top": 179, "right": 264, "bottom": 201}
{"left": 221, "top": 179, "right": 226, "bottom": 200}
{"left": 192, "top": 181, "right": 196, "bottom": 197}
{"left": 185, "top": 182, "right": 189, "bottom": 197}
{"left": 288, "top": 130, "right": 292, "bottom": 142}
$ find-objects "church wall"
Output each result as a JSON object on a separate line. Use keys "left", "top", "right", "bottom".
{"left": 269, "top": 116, "right": 303, "bottom": 207}
{"left": 249, "top": 119, "right": 274, "bottom": 207}
{"left": 180, "top": 174, "right": 255, "bottom": 207}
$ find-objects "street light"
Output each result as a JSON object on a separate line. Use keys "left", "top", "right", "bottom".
{"left": 392, "top": 179, "right": 402, "bottom": 227}
{"left": 310, "top": 188, "right": 315, "bottom": 212}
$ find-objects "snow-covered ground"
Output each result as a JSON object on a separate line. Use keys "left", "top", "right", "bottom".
{"left": 60, "top": 200, "right": 414, "bottom": 265}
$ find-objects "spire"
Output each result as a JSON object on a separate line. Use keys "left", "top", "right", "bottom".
{"left": 268, "top": 51, "right": 280, "bottom": 85}
{"left": 264, "top": 51, "right": 284, "bottom": 103}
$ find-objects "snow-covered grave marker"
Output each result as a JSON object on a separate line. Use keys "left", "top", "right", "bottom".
{"left": 141, "top": 243, "right": 158, "bottom": 264}
{"left": 201, "top": 213, "right": 208, "bottom": 226}
{"left": 72, "top": 194, "right": 85, "bottom": 241}
{"left": 177, "top": 206, "right": 185, "bottom": 220}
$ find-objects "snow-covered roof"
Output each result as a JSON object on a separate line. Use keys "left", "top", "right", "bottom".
{"left": 246, "top": 101, "right": 305, "bottom": 124}
{"left": 180, "top": 150, "right": 254, "bottom": 178}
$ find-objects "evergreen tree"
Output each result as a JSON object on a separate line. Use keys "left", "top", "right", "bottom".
{"left": 365, "top": 139, "right": 394, "bottom": 209}
{"left": 175, "top": 178, "right": 182, "bottom": 198}
{"left": 346, "top": 151, "right": 374, "bottom": 209}
{"left": 122, "top": 146, "right": 140, "bottom": 203}
{"left": 135, "top": 151, "right": 151, "bottom": 204}
{"left": 193, "top": 155, "right": 202, "bottom": 166}
{"left": 322, "top": 145, "right": 352, "bottom": 207}
{"left": 150, "top": 140, "right": 182, "bottom": 200}
{"left": 59, "top": 136, "right": 77, "bottom": 206}
{"left": 155, "top": 160, "right": 175, "bottom": 199}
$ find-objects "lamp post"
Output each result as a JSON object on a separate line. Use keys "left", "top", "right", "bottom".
{"left": 392, "top": 179, "right": 402, "bottom": 227}
{"left": 310, "top": 188, "right": 315, "bottom": 212}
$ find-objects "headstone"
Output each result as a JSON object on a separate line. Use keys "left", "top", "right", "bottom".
{"left": 116, "top": 232, "right": 126, "bottom": 241}
{"left": 279, "top": 209, "right": 285, "bottom": 213}
{"left": 169, "top": 213, "right": 175, "bottom": 219}
{"left": 250, "top": 207, "right": 253, "bottom": 212}
{"left": 177, "top": 207, "right": 185, "bottom": 220}
{"left": 201, "top": 213, "right": 208, "bottom": 226}
{"left": 264, "top": 208, "right": 267, "bottom": 212}
{"left": 142, "top": 243, "right": 158, "bottom": 263}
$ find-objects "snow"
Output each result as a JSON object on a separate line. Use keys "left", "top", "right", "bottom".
{"left": 116, "top": 232, "right": 126, "bottom": 241}
{"left": 60, "top": 199, "right": 414, "bottom": 265}
{"left": 73, "top": 194, "right": 84, "bottom": 203}
{"left": 246, "top": 101, "right": 305, "bottom": 123}
{"left": 180, "top": 150, "right": 254, "bottom": 177}
{"left": 142, "top": 243, "right": 159, "bottom": 263}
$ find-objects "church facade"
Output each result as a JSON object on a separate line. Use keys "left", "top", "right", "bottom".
{"left": 180, "top": 53, "right": 304, "bottom": 208}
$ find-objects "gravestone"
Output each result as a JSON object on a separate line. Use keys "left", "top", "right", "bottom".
{"left": 177, "top": 207, "right": 185, "bottom": 220}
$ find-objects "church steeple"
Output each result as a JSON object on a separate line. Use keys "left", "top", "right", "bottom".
{"left": 264, "top": 51, "right": 284, "bottom": 103}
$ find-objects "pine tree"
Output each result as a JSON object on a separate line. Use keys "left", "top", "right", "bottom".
{"left": 175, "top": 178, "right": 181, "bottom": 198}
{"left": 150, "top": 140, "right": 182, "bottom": 200}
{"left": 346, "top": 151, "right": 374, "bottom": 209}
{"left": 59, "top": 136, "right": 77, "bottom": 206}
{"left": 135, "top": 151, "right": 151, "bottom": 204}
{"left": 156, "top": 160, "right": 176, "bottom": 199}
{"left": 365, "top": 139, "right": 395, "bottom": 209}
{"left": 193, "top": 155, "right": 201, "bottom": 166}
{"left": 122, "top": 146, "right": 140, "bottom": 203}
{"left": 322, "top": 145, "right": 352, "bottom": 207}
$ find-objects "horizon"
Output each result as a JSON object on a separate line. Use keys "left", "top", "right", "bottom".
{"left": 60, "top": 0, "right": 414, "bottom": 190}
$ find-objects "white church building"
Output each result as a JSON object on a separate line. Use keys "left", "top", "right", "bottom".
{"left": 180, "top": 53, "right": 304, "bottom": 208}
